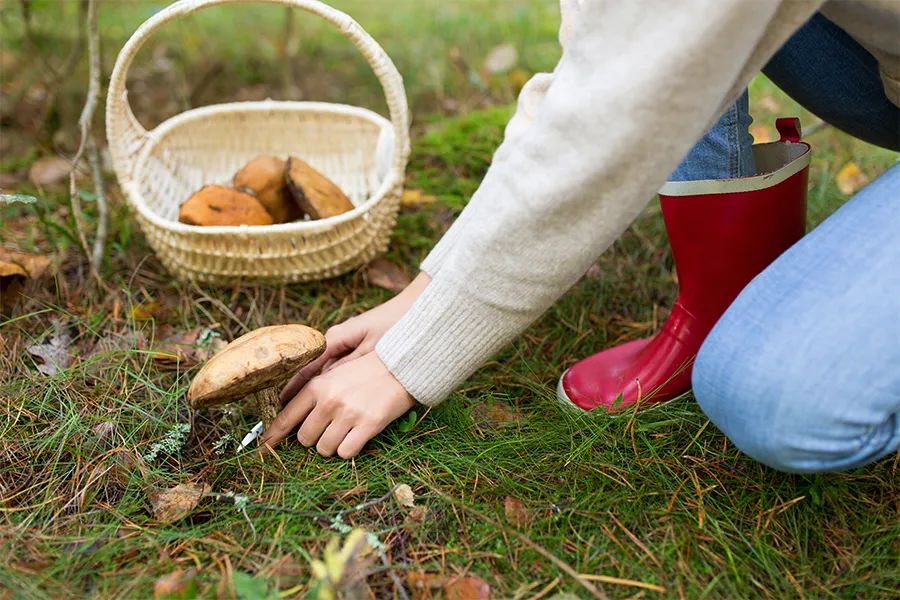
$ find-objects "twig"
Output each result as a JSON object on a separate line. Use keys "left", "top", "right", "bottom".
{"left": 88, "top": 138, "right": 107, "bottom": 270}
{"left": 68, "top": 0, "right": 105, "bottom": 279}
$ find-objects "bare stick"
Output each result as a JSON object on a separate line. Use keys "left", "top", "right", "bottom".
{"left": 88, "top": 138, "right": 107, "bottom": 270}
{"left": 68, "top": 0, "right": 104, "bottom": 279}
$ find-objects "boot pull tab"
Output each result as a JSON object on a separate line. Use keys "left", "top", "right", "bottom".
{"left": 776, "top": 117, "right": 802, "bottom": 143}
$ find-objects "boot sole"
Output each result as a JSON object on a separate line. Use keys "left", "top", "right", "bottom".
{"left": 555, "top": 369, "right": 691, "bottom": 414}
{"left": 555, "top": 369, "right": 586, "bottom": 412}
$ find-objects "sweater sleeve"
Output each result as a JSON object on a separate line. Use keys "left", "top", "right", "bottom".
{"left": 378, "top": 0, "right": 821, "bottom": 406}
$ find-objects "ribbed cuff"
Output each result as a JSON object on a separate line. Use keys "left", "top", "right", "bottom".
{"left": 375, "top": 274, "right": 535, "bottom": 407}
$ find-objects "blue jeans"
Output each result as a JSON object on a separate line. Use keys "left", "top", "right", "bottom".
{"left": 672, "top": 14, "right": 900, "bottom": 472}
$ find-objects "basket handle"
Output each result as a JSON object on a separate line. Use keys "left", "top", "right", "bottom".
{"left": 105, "top": 0, "right": 410, "bottom": 184}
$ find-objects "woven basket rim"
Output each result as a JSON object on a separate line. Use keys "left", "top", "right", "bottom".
{"left": 129, "top": 99, "right": 400, "bottom": 236}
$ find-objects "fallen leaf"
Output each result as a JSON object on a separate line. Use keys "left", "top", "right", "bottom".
{"left": 0, "top": 248, "right": 51, "bottom": 279}
{"left": 404, "top": 505, "right": 429, "bottom": 526}
{"left": 26, "top": 321, "right": 73, "bottom": 376}
{"left": 749, "top": 124, "right": 773, "bottom": 143}
{"left": 400, "top": 188, "right": 437, "bottom": 208}
{"left": 28, "top": 156, "right": 71, "bottom": 186}
{"left": 365, "top": 258, "right": 411, "bottom": 293}
{"left": 151, "top": 327, "right": 225, "bottom": 369}
{"left": 149, "top": 482, "right": 210, "bottom": 523}
{"left": 130, "top": 300, "right": 163, "bottom": 321}
{"left": 835, "top": 162, "right": 868, "bottom": 195}
{"left": 154, "top": 568, "right": 197, "bottom": 599}
{"left": 483, "top": 43, "right": 517, "bottom": 75}
{"left": 507, "top": 68, "right": 530, "bottom": 93}
{"left": 470, "top": 402, "right": 523, "bottom": 429}
{"left": 504, "top": 496, "right": 532, "bottom": 527}
{"left": 406, "top": 571, "right": 445, "bottom": 600}
{"left": 393, "top": 483, "right": 415, "bottom": 508}
{"left": 445, "top": 575, "right": 491, "bottom": 600}
{"left": 0, "top": 248, "right": 52, "bottom": 314}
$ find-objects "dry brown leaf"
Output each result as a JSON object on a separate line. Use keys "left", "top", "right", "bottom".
{"left": 483, "top": 43, "right": 518, "bottom": 74}
{"left": 154, "top": 568, "right": 197, "bottom": 599}
{"left": 0, "top": 248, "right": 51, "bottom": 279}
{"left": 151, "top": 327, "right": 225, "bottom": 369}
{"left": 470, "top": 402, "right": 523, "bottom": 429}
{"left": 365, "top": 258, "right": 411, "bottom": 293}
{"left": 27, "top": 321, "right": 73, "bottom": 376}
{"left": 28, "top": 156, "right": 72, "bottom": 186}
{"left": 393, "top": 483, "right": 416, "bottom": 508}
{"left": 400, "top": 188, "right": 437, "bottom": 208}
{"left": 835, "top": 162, "right": 868, "bottom": 195}
{"left": 404, "top": 505, "right": 429, "bottom": 526}
{"left": 405, "top": 571, "right": 445, "bottom": 600}
{"left": 504, "top": 496, "right": 532, "bottom": 527}
{"left": 445, "top": 575, "right": 491, "bottom": 600}
{"left": 149, "top": 482, "right": 210, "bottom": 523}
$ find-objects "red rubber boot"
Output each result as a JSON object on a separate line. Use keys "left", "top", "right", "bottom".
{"left": 558, "top": 118, "right": 811, "bottom": 412}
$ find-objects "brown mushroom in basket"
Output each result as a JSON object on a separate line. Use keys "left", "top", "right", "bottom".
{"left": 187, "top": 324, "right": 326, "bottom": 433}
{"left": 178, "top": 185, "right": 273, "bottom": 227}
{"left": 285, "top": 156, "right": 355, "bottom": 219}
{"left": 233, "top": 156, "right": 301, "bottom": 223}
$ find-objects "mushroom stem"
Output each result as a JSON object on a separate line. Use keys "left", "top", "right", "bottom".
{"left": 255, "top": 388, "right": 280, "bottom": 430}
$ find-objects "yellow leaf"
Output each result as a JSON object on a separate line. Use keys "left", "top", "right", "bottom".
{"left": 400, "top": 188, "right": 437, "bottom": 208}
{"left": 130, "top": 301, "right": 162, "bottom": 321}
{"left": 749, "top": 124, "right": 773, "bottom": 143}
{"left": 835, "top": 162, "right": 868, "bottom": 195}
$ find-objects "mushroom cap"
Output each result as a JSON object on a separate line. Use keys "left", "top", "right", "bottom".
{"left": 187, "top": 324, "right": 326, "bottom": 408}
{"left": 285, "top": 156, "right": 355, "bottom": 219}
{"left": 178, "top": 185, "right": 274, "bottom": 227}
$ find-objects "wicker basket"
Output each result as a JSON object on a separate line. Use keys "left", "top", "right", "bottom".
{"left": 106, "top": 0, "right": 410, "bottom": 284}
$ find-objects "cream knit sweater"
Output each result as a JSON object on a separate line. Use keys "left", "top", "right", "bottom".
{"left": 376, "top": 0, "right": 900, "bottom": 407}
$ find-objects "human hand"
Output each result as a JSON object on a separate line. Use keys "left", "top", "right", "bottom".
{"left": 278, "top": 271, "right": 431, "bottom": 403}
{"left": 261, "top": 352, "right": 415, "bottom": 458}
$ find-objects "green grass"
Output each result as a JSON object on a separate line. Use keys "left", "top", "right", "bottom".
{"left": 2, "top": 2, "right": 899, "bottom": 598}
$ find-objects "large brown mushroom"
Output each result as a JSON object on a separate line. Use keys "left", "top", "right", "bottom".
{"left": 187, "top": 324, "right": 326, "bottom": 429}
{"left": 178, "top": 185, "right": 274, "bottom": 227}
{"left": 233, "top": 155, "right": 301, "bottom": 223}
{"left": 285, "top": 156, "right": 355, "bottom": 219}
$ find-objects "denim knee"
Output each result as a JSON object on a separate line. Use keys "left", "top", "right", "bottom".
{"left": 693, "top": 318, "right": 899, "bottom": 474}
{"left": 691, "top": 329, "right": 802, "bottom": 472}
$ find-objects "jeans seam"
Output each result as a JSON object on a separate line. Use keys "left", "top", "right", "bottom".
{"left": 727, "top": 102, "right": 738, "bottom": 178}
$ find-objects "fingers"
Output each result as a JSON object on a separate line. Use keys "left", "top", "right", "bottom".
{"left": 280, "top": 323, "right": 365, "bottom": 402}
{"left": 337, "top": 425, "right": 382, "bottom": 459}
{"left": 322, "top": 348, "right": 364, "bottom": 374}
{"left": 261, "top": 385, "right": 316, "bottom": 446}
{"left": 316, "top": 420, "right": 353, "bottom": 457}
{"left": 296, "top": 397, "right": 333, "bottom": 448}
